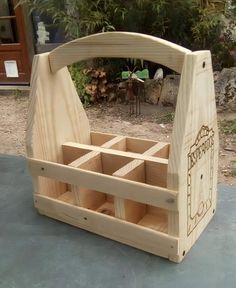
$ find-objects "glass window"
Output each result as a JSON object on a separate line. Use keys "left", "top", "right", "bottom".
{"left": 0, "top": 0, "right": 15, "bottom": 17}
{"left": 0, "top": 0, "right": 18, "bottom": 43}
{"left": 32, "top": 12, "right": 65, "bottom": 44}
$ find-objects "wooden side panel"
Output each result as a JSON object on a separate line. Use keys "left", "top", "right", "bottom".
{"left": 28, "top": 158, "right": 178, "bottom": 211}
{"left": 167, "top": 51, "right": 219, "bottom": 261}
{"left": 34, "top": 194, "right": 179, "bottom": 260}
{"left": 26, "top": 53, "right": 91, "bottom": 198}
{"left": 49, "top": 32, "right": 191, "bottom": 73}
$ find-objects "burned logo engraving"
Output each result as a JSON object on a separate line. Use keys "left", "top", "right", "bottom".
{"left": 187, "top": 125, "right": 215, "bottom": 236}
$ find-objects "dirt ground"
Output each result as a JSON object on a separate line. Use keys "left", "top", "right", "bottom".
{"left": 0, "top": 93, "right": 235, "bottom": 186}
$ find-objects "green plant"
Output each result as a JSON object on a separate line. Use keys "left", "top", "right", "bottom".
{"left": 16, "top": 0, "right": 127, "bottom": 40}
{"left": 68, "top": 64, "right": 92, "bottom": 106}
{"left": 157, "top": 112, "right": 175, "bottom": 124}
{"left": 219, "top": 119, "right": 236, "bottom": 134}
{"left": 16, "top": 0, "right": 236, "bottom": 77}
{"left": 190, "top": 0, "right": 236, "bottom": 69}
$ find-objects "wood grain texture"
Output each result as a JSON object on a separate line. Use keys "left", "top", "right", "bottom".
{"left": 62, "top": 142, "right": 168, "bottom": 165}
{"left": 112, "top": 140, "right": 170, "bottom": 224}
{"left": 28, "top": 158, "right": 178, "bottom": 211}
{"left": 167, "top": 51, "right": 219, "bottom": 261}
{"left": 34, "top": 194, "right": 179, "bottom": 260}
{"left": 26, "top": 53, "right": 90, "bottom": 197}
{"left": 69, "top": 151, "right": 107, "bottom": 209}
{"left": 90, "top": 131, "right": 117, "bottom": 146}
{"left": 26, "top": 33, "right": 218, "bottom": 262}
{"left": 49, "top": 32, "right": 191, "bottom": 73}
{"left": 113, "top": 160, "right": 146, "bottom": 223}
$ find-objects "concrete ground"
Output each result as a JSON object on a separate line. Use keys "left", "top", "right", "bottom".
{"left": 0, "top": 154, "right": 235, "bottom": 288}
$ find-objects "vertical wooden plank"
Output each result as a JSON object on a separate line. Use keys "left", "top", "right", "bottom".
{"left": 69, "top": 151, "right": 106, "bottom": 209}
{"left": 113, "top": 160, "right": 146, "bottom": 223}
{"left": 26, "top": 53, "right": 91, "bottom": 198}
{"left": 167, "top": 51, "right": 219, "bottom": 261}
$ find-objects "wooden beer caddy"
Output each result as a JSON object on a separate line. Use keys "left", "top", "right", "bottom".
{"left": 26, "top": 32, "right": 219, "bottom": 262}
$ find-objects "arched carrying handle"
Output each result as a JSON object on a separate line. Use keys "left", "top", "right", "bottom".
{"left": 49, "top": 32, "right": 191, "bottom": 74}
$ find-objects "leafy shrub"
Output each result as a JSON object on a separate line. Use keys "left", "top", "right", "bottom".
{"left": 219, "top": 119, "right": 236, "bottom": 134}
{"left": 68, "top": 64, "right": 92, "bottom": 106}
{"left": 17, "top": 0, "right": 236, "bottom": 101}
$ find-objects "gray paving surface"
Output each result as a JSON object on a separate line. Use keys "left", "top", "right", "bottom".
{"left": 0, "top": 154, "right": 235, "bottom": 288}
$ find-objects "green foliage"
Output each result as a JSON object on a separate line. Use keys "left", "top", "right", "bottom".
{"left": 219, "top": 119, "right": 236, "bottom": 134}
{"left": 68, "top": 64, "right": 92, "bottom": 106}
{"left": 17, "top": 0, "right": 236, "bottom": 69}
{"left": 157, "top": 112, "right": 175, "bottom": 124}
{"left": 190, "top": 0, "right": 236, "bottom": 69}
{"left": 16, "top": 0, "right": 236, "bottom": 102}
{"left": 16, "top": 0, "right": 127, "bottom": 40}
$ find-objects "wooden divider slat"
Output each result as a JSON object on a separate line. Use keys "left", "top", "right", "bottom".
{"left": 90, "top": 131, "right": 118, "bottom": 146}
{"left": 68, "top": 151, "right": 107, "bottom": 209}
{"left": 28, "top": 158, "right": 178, "bottom": 210}
{"left": 62, "top": 142, "right": 168, "bottom": 164}
{"left": 62, "top": 137, "right": 170, "bottom": 228}
{"left": 110, "top": 141, "right": 170, "bottom": 224}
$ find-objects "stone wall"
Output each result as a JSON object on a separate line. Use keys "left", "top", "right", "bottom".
{"left": 144, "top": 67, "right": 236, "bottom": 111}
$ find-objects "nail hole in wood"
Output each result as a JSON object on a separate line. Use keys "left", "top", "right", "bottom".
{"left": 213, "top": 209, "right": 215, "bottom": 214}
{"left": 83, "top": 217, "right": 87, "bottom": 220}
{"left": 166, "top": 198, "right": 174, "bottom": 204}
{"left": 182, "top": 250, "right": 186, "bottom": 256}
{"left": 200, "top": 174, "right": 203, "bottom": 180}
{"left": 41, "top": 167, "right": 44, "bottom": 171}
{"left": 202, "top": 61, "right": 206, "bottom": 68}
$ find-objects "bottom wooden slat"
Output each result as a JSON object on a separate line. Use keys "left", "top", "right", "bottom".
{"left": 34, "top": 194, "right": 180, "bottom": 261}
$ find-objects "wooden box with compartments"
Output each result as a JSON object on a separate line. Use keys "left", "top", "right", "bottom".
{"left": 26, "top": 32, "right": 218, "bottom": 262}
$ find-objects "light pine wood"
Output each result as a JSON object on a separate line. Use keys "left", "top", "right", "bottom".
{"left": 167, "top": 51, "right": 219, "bottom": 262}
{"left": 27, "top": 32, "right": 218, "bottom": 262}
{"left": 138, "top": 213, "right": 167, "bottom": 234}
{"left": 34, "top": 194, "right": 179, "bottom": 259}
{"left": 101, "top": 135, "right": 126, "bottom": 150}
{"left": 49, "top": 32, "right": 191, "bottom": 73}
{"left": 151, "top": 143, "right": 170, "bottom": 159}
{"left": 90, "top": 131, "right": 118, "bottom": 146}
{"left": 62, "top": 142, "right": 168, "bottom": 165}
{"left": 112, "top": 141, "right": 169, "bottom": 224}
{"left": 125, "top": 138, "right": 157, "bottom": 153}
{"left": 69, "top": 151, "right": 107, "bottom": 209}
{"left": 57, "top": 191, "right": 76, "bottom": 205}
{"left": 113, "top": 160, "right": 146, "bottom": 223}
{"left": 26, "top": 53, "right": 91, "bottom": 198}
{"left": 28, "top": 158, "right": 178, "bottom": 210}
